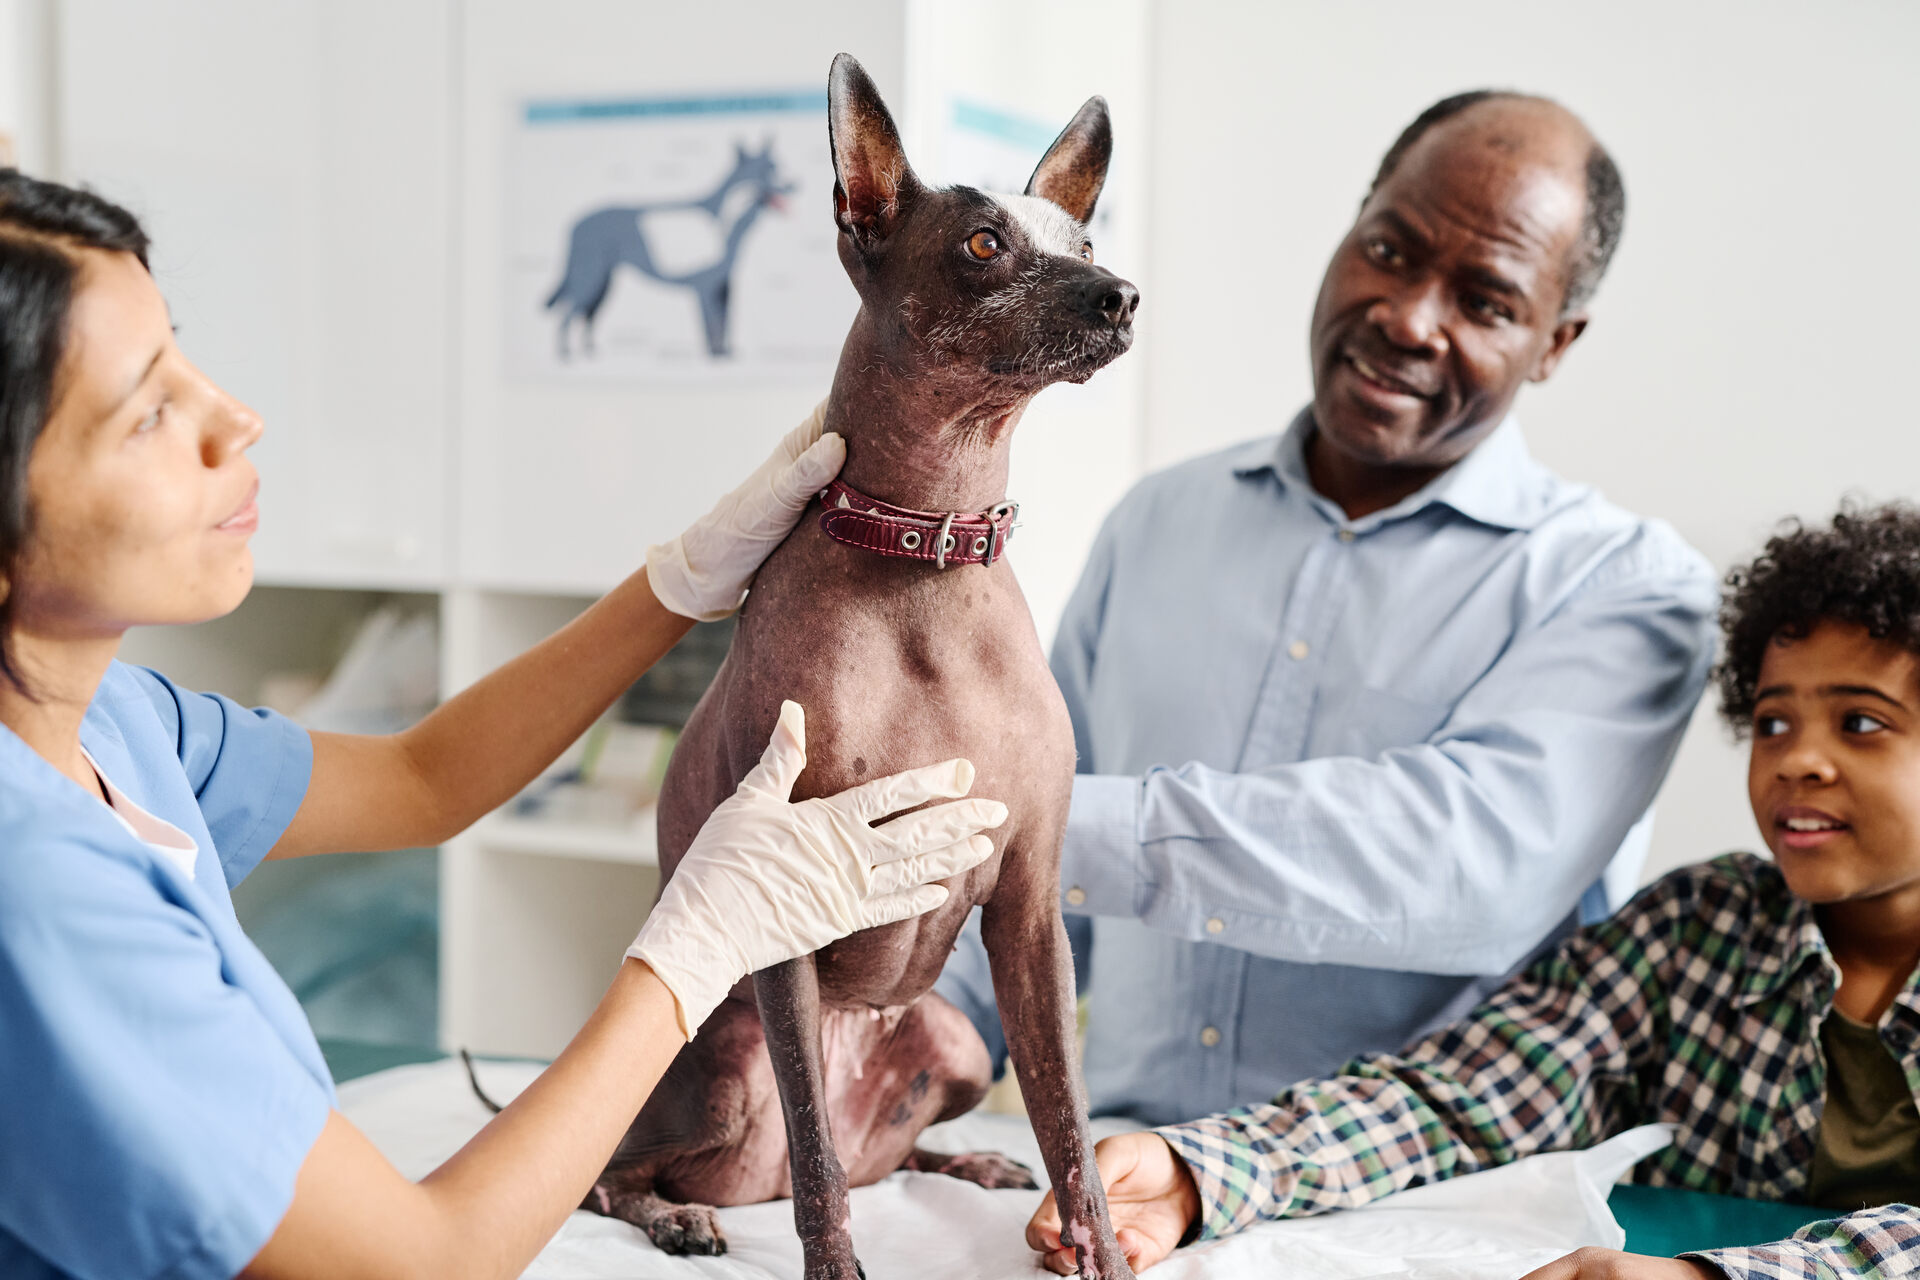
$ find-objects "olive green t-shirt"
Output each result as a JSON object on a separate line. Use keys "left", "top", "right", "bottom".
{"left": 1807, "top": 1009, "right": 1920, "bottom": 1211}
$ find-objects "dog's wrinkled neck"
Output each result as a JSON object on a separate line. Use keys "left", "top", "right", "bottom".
{"left": 823, "top": 314, "right": 1028, "bottom": 513}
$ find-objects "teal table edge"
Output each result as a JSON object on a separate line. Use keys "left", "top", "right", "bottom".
{"left": 318, "top": 1039, "right": 1837, "bottom": 1257}
{"left": 1607, "top": 1182, "right": 1834, "bottom": 1259}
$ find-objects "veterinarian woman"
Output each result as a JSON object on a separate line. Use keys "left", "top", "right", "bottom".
{"left": 0, "top": 171, "right": 1005, "bottom": 1280}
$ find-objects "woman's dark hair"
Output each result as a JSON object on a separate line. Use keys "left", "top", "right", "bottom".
{"left": 1716, "top": 501, "right": 1920, "bottom": 735}
{"left": 0, "top": 169, "right": 151, "bottom": 692}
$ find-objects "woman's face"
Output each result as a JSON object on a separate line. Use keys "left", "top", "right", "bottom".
{"left": 8, "top": 249, "right": 262, "bottom": 643}
{"left": 1748, "top": 620, "right": 1920, "bottom": 907}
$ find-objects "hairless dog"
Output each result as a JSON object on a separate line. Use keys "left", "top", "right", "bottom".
{"left": 580, "top": 54, "right": 1141, "bottom": 1280}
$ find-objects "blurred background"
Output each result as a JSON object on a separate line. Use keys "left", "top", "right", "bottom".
{"left": 1, "top": 0, "right": 1914, "bottom": 1060}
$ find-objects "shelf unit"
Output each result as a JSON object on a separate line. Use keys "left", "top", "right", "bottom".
{"left": 471, "top": 812, "right": 657, "bottom": 866}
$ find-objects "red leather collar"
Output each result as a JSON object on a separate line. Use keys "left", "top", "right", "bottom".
{"left": 816, "top": 478, "right": 1019, "bottom": 569}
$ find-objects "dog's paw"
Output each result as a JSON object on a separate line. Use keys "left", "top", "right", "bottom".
{"left": 641, "top": 1201, "right": 728, "bottom": 1256}
{"left": 587, "top": 1184, "right": 729, "bottom": 1256}
{"left": 906, "top": 1147, "right": 1040, "bottom": 1190}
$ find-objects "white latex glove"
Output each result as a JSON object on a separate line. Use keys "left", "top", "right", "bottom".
{"left": 646, "top": 401, "right": 843, "bottom": 621}
{"left": 627, "top": 700, "right": 1005, "bottom": 1038}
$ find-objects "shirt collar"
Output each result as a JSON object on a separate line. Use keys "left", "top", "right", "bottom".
{"left": 1728, "top": 870, "right": 1920, "bottom": 1033}
{"left": 1733, "top": 888, "right": 1836, "bottom": 1008}
{"left": 1231, "top": 406, "right": 1554, "bottom": 532}
{"left": 78, "top": 745, "right": 200, "bottom": 879}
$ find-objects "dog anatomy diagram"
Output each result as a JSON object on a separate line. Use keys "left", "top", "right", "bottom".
{"left": 504, "top": 92, "right": 851, "bottom": 382}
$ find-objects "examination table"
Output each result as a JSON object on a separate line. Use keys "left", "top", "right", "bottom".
{"left": 322, "top": 1041, "right": 1832, "bottom": 1279}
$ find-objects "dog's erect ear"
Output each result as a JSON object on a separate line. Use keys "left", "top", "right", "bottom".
{"left": 828, "top": 53, "right": 921, "bottom": 248}
{"left": 1025, "top": 96, "right": 1111, "bottom": 225}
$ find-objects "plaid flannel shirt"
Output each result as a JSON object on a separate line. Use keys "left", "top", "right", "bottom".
{"left": 1157, "top": 853, "right": 1920, "bottom": 1279}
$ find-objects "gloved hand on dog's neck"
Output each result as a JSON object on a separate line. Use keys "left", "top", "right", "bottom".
{"left": 645, "top": 401, "right": 843, "bottom": 622}
{"left": 626, "top": 699, "right": 1005, "bottom": 1038}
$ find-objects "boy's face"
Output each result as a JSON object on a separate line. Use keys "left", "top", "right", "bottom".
{"left": 1749, "top": 620, "right": 1920, "bottom": 905}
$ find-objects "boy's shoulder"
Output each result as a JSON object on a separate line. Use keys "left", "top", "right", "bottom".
{"left": 1606, "top": 851, "right": 1797, "bottom": 964}
{"left": 1638, "top": 849, "right": 1786, "bottom": 904}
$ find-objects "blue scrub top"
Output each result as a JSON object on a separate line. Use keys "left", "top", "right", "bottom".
{"left": 0, "top": 662, "right": 326, "bottom": 1280}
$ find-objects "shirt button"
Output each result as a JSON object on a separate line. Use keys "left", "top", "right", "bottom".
{"left": 1065, "top": 887, "right": 1087, "bottom": 907}
{"left": 1337, "top": 529, "right": 1356, "bottom": 543}
{"left": 1205, "top": 917, "right": 1225, "bottom": 935}
{"left": 1288, "top": 640, "right": 1310, "bottom": 661}
{"left": 1200, "top": 1026, "right": 1222, "bottom": 1048}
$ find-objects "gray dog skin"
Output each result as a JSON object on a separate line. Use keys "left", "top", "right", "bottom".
{"left": 583, "top": 54, "right": 1141, "bottom": 1280}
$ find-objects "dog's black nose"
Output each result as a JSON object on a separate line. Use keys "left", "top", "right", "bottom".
{"left": 1081, "top": 275, "right": 1141, "bottom": 327}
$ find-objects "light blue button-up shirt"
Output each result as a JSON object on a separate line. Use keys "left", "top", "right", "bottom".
{"left": 937, "top": 408, "right": 1717, "bottom": 1126}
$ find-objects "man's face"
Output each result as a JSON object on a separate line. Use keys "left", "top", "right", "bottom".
{"left": 1309, "top": 101, "right": 1591, "bottom": 474}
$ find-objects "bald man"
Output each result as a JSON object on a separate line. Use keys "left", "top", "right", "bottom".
{"left": 937, "top": 92, "right": 1718, "bottom": 1125}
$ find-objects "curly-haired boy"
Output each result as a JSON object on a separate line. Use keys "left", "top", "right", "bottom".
{"left": 1030, "top": 503, "right": 1920, "bottom": 1280}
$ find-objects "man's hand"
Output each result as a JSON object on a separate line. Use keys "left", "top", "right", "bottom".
{"left": 1520, "top": 1248, "right": 1723, "bottom": 1280}
{"left": 1026, "top": 1132, "right": 1200, "bottom": 1274}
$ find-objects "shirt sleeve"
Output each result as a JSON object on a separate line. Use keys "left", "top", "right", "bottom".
{"left": 1055, "top": 533, "right": 1718, "bottom": 974}
{"left": 0, "top": 830, "right": 332, "bottom": 1280}
{"left": 127, "top": 665, "right": 314, "bottom": 887}
{"left": 933, "top": 909, "right": 1008, "bottom": 1072}
{"left": 1154, "top": 878, "right": 1682, "bottom": 1239}
{"left": 930, "top": 512, "right": 1116, "bottom": 1064}
{"left": 1683, "top": 1206, "right": 1920, "bottom": 1279}
{"left": 932, "top": 908, "right": 1094, "bottom": 1082}
{"left": 1050, "top": 503, "right": 1121, "bottom": 786}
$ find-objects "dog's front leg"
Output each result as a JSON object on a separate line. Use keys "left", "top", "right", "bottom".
{"left": 982, "top": 847, "right": 1134, "bottom": 1280}
{"left": 754, "top": 955, "right": 863, "bottom": 1280}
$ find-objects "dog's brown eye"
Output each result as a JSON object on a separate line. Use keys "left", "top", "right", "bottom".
{"left": 1079, "top": 242, "right": 1094, "bottom": 263}
{"left": 966, "top": 230, "right": 1000, "bottom": 260}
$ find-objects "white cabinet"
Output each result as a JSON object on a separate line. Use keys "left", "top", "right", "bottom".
{"left": 58, "top": 0, "right": 453, "bottom": 589}
{"left": 436, "top": 588, "right": 664, "bottom": 1056}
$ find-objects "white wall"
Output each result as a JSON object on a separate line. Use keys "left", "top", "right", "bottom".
{"left": 41, "top": 1, "right": 1920, "bottom": 886}
{"left": 57, "top": 0, "right": 457, "bottom": 590}
{"left": 0, "top": 0, "right": 56, "bottom": 172}
{"left": 904, "top": 0, "right": 1152, "bottom": 648}
{"left": 1140, "top": 0, "right": 1920, "bottom": 880}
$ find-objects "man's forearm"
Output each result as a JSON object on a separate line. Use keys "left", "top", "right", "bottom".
{"left": 397, "top": 568, "right": 694, "bottom": 844}
{"left": 1058, "top": 735, "right": 1639, "bottom": 976}
{"left": 1054, "top": 537, "right": 1716, "bottom": 975}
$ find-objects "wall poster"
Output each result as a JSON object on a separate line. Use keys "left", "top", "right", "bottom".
{"left": 504, "top": 90, "right": 852, "bottom": 383}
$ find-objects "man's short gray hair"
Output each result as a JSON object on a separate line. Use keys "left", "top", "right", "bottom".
{"left": 1367, "top": 90, "right": 1625, "bottom": 316}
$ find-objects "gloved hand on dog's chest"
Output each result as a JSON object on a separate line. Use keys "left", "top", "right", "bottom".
{"left": 646, "top": 401, "right": 843, "bottom": 622}
{"left": 627, "top": 699, "right": 1006, "bottom": 1039}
